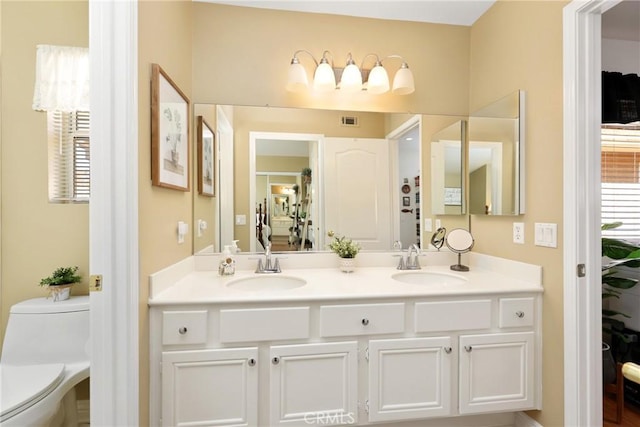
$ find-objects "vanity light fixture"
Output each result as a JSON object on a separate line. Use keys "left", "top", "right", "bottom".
{"left": 286, "top": 50, "right": 415, "bottom": 95}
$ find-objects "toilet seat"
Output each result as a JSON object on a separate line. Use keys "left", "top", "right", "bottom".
{"left": 0, "top": 363, "right": 65, "bottom": 422}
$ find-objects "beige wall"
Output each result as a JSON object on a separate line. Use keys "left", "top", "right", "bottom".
{"left": 192, "top": 3, "right": 471, "bottom": 115}
{"left": 469, "top": 1, "right": 567, "bottom": 425}
{"left": 0, "top": 0, "right": 89, "bottom": 350}
{"left": 138, "top": 1, "right": 193, "bottom": 425}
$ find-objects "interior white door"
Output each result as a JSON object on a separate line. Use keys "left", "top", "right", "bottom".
{"left": 323, "top": 137, "right": 391, "bottom": 250}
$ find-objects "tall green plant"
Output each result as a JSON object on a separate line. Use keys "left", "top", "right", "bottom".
{"left": 602, "top": 222, "right": 640, "bottom": 339}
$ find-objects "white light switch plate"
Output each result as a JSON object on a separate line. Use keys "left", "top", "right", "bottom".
{"left": 235, "top": 215, "right": 246, "bottom": 225}
{"left": 535, "top": 223, "right": 557, "bottom": 248}
{"left": 424, "top": 218, "right": 433, "bottom": 232}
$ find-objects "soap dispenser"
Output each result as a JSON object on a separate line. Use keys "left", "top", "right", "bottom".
{"left": 219, "top": 245, "right": 236, "bottom": 276}
{"left": 231, "top": 240, "right": 240, "bottom": 253}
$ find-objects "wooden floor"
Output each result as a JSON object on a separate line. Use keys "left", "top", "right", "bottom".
{"left": 604, "top": 394, "right": 640, "bottom": 426}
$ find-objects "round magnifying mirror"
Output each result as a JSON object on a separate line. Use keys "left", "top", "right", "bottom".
{"left": 430, "top": 227, "right": 446, "bottom": 250}
{"left": 445, "top": 228, "right": 474, "bottom": 271}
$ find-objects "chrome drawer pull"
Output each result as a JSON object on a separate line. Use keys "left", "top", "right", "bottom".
{"left": 361, "top": 318, "right": 370, "bottom": 326}
{"left": 178, "top": 327, "right": 188, "bottom": 335}
{"left": 516, "top": 311, "right": 525, "bottom": 318}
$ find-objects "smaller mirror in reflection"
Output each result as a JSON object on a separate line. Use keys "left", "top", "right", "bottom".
{"left": 431, "top": 120, "right": 465, "bottom": 215}
{"left": 468, "top": 90, "right": 525, "bottom": 216}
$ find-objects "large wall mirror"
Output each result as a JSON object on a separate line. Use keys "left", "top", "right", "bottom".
{"left": 468, "top": 90, "right": 525, "bottom": 216}
{"left": 192, "top": 105, "right": 469, "bottom": 255}
{"left": 192, "top": 93, "right": 524, "bottom": 254}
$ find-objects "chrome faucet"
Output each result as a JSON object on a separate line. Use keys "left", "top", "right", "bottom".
{"left": 405, "top": 244, "right": 422, "bottom": 270}
{"left": 394, "top": 243, "right": 423, "bottom": 270}
{"left": 255, "top": 242, "right": 281, "bottom": 273}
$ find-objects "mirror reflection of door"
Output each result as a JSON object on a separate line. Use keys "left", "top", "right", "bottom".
{"left": 324, "top": 137, "right": 392, "bottom": 251}
{"left": 254, "top": 135, "right": 318, "bottom": 252}
{"left": 396, "top": 126, "right": 421, "bottom": 249}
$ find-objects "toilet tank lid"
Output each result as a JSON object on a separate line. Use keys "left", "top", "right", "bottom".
{"left": 10, "top": 296, "right": 89, "bottom": 314}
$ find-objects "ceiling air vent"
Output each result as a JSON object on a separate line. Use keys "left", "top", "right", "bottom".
{"left": 340, "top": 116, "right": 359, "bottom": 127}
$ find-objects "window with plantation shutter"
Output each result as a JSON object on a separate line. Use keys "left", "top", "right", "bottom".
{"left": 47, "top": 111, "right": 90, "bottom": 202}
{"left": 601, "top": 123, "right": 640, "bottom": 241}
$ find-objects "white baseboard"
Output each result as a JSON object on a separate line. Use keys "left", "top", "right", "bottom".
{"left": 515, "top": 412, "right": 543, "bottom": 427}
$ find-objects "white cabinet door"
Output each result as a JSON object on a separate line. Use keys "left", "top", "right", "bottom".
{"left": 459, "top": 332, "right": 534, "bottom": 414}
{"left": 368, "top": 337, "right": 453, "bottom": 422}
{"left": 162, "top": 347, "right": 258, "bottom": 427}
{"left": 270, "top": 341, "right": 358, "bottom": 426}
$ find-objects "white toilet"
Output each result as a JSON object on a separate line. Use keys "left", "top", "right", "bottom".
{"left": 0, "top": 295, "right": 90, "bottom": 426}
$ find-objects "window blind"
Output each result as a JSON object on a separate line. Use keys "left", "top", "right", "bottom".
{"left": 601, "top": 123, "right": 640, "bottom": 240}
{"left": 47, "top": 111, "right": 90, "bottom": 202}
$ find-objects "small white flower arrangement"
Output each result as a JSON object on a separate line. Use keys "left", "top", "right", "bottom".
{"left": 327, "top": 231, "right": 360, "bottom": 259}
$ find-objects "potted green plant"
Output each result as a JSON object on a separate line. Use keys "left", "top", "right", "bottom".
{"left": 602, "top": 222, "right": 640, "bottom": 383}
{"left": 39, "top": 266, "right": 82, "bottom": 302}
{"left": 327, "top": 231, "right": 361, "bottom": 273}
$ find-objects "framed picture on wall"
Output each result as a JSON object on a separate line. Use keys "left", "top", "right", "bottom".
{"left": 402, "top": 196, "right": 410, "bottom": 207}
{"left": 197, "top": 116, "right": 215, "bottom": 197}
{"left": 151, "top": 63, "right": 190, "bottom": 191}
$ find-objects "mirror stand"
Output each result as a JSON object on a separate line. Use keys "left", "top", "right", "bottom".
{"left": 445, "top": 228, "right": 474, "bottom": 271}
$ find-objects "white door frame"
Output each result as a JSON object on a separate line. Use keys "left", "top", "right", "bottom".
{"left": 89, "top": 0, "right": 139, "bottom": 425}
{"left": 563, "top": 0, "right": 620, "bottom": 425}
{"left": 248, "top": 131, "right": 324, "bottom": 253}
{"left": 387, "top": 115, "right": 422, "bottom": 248}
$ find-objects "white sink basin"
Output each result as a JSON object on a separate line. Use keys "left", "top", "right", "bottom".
{"left": 227, "top": 275, "right": 307, "bottom": 291}
{"left": 391, "top": 271, "right": 467, "bottom": 286}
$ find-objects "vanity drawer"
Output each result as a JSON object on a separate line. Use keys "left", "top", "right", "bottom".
{"left": 162, "top": 310, "right": 208, "bottom": 345}
{"left": 415, "top": 300, "right": 491, "bottom": 332}
{"left": 219, "top": 307, "right": 310, "bottom": 343}
{"left": 320, "top": 303, "right": 405, "bottom": 337}
{"left": 499, "top": 297, "right": 534, "bottom": 328}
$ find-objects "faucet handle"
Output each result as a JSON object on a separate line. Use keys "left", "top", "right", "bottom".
{"left": 254, "top": 258, "right": 264, "bottom": 273}
{"left": 393, "top": 253, "right": 406, "bottom": 270}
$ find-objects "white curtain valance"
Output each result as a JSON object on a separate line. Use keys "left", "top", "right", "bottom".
{"left": 32, "top": 44, "right": 89, "bottom": 112}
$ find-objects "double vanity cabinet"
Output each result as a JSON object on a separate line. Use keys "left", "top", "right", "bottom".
{"left": 149, "top": 259, "right": 542, "bottom": 427}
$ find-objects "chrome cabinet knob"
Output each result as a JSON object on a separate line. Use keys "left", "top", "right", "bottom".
{"left": 464, "top": 346, "right": 473, "bottom": 352}
{"left": 178, "top": 327, "right": 188, "bottom": 335}
{"left": 361, "top": 318, "right": 370, "bottom": 326}
{"left": 272, "top": 357, "right": 280, "bottom": 365}
{"left": 516, "top": 311, "right": 525, "bottom": 318}
{"left": 444, "top": 347, "right": 452, "bottom": 354}
{"left": 248, "top": 358, "right": 256, "bottom": 367}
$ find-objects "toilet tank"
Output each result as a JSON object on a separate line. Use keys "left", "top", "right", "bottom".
{"left": 1, "top": 296, "right": 89, "bottom": 365}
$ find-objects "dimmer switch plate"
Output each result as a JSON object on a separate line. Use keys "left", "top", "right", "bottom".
{"left": 535, "top": 223, "right": 558, "bottom": 248}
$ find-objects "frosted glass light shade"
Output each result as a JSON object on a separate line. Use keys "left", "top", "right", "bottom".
{"left": 313, "top": 61, "right": 336, "bottom": 92}
{"left": 366, "top": 64, "right": 389, "bottom": 94}
{"left": 286, "top": 61, "right": 308, "bottom": 92}
{"left": 340, "top": 63, "right": 363, "bottom": 93}
{"left": 392, "top": 64, "right": 415, "bottom": 95}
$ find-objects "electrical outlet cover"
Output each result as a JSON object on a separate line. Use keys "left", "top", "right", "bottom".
{"left": 513, "top": 222, "right": 525, "bottom": 244}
